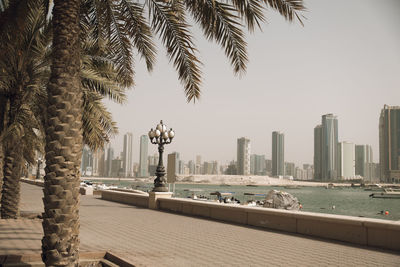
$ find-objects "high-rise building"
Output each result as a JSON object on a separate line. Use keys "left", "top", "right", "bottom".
{"left": 272, "top": 131, "right": 284, "bottom": 177}
{"left": 250, "top": 154, "right": 266, "bottom": 175}
{"left": 322, "top": 114, "right": 338, "bottom": 180}
{"left": 122, "top": 133, "right": 133, "bottom": 177}
{"left": 313, "top": 125, "right": 323, "bottom": 180}
{"left": 314, "top": 114, "right": 339, "bottom": 181}
{"left": 338, "top": 142, "right": 355, "bottom": 180}
{"left": 92, "top": 147, "right": 105, "bottom": 177}
{"left": 355, "top": 145, "right": 373, "bottom": 182}
{"left": 106, "top": 145, "right": 114, "bottom": 177}
{"left": 81, "top": 146, "right": 93, "bottom": 176}
{"left": 188, "top": 160, "right": 195, "bottom": 174}
{"left": 237, "top": 137, "right": 251, "bottom": 175}
{"left": 139, "top": 135, "right": 149, "bottom": 177}
{"left": 379, "top": 105, "right": 400, "bottom": 183}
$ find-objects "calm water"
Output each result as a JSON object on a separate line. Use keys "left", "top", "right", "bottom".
{"left": 91, "top": 179, "right": 400, "bottom": 221}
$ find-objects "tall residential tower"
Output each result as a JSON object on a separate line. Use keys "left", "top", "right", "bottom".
{"left": 314, "top": 114, "right": 338, "bottom": 181}
{"left": 139, "top": 135, "right": 149, "bottom": 177}
{"left": 122, "top": 132, "right": 133, "bottom": 177}
{"left": 272, "top": 131, "right": 284, "bottom": 177}
{"left": 237, "top": 137, "right": 251, "bottom": 175}
{"left": 379, "top": 105, "right": 400, "bottom": 183}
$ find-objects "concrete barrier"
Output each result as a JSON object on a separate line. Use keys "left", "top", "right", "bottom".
{"left": 100, "top": 190, "right": 149, "bottom": 208}
{"left": 158, "top": 197, "right": 400, "bottom": 251}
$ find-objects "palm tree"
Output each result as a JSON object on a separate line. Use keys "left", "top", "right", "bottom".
{"left": 0, "top": 0, "right": 129, "bottom": 219}
{"left": 41, "top": 0, "right": 305, "bottom": 265}
{"left": 0, "top": 0, "right": 48, "bottom": 218}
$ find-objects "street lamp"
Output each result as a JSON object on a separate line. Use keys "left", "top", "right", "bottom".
{"left": 148, "top": 120, "right": 175, "bottom": 192}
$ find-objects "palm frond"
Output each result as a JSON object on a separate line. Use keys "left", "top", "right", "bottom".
{"left": 119, "top": 0, "right": 156, "bottom": 72}
{"left": 147, "top": 0, "right": 202, "bottom": 102}
{"left": 82, "top": 90, "right": 118, "bottom": 151}
{"left": 263, "top": 0, "right": 306, "bottom": 25}
{"left": 186, "top": 0, "right": 247, "bottom": 75}
{"left": 229, "top": 0, "right": 265, "bottom": 32}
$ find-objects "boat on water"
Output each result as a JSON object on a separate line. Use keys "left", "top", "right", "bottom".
{"left": 364, "top": 184, "right": 384, "bottom": 192}
{"left": 325, "top": 183, "right": 335, "bottom": 189}
{"left": 246, "top": 184, "right": 258, "bottom": 187}
{"left": 369, "top": 188, "right": 400, "bottom": 199}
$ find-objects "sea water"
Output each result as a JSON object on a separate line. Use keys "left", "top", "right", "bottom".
{"left": 91, "top": 179, "right": 400, "bottom": 221}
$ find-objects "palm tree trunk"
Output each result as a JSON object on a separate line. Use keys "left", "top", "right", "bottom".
{"left": 41, "top": 0, "right": 82, "bottom": 266}
{"left": 0, "top": 143, "right": 23, "bottom": 218}
{"left": 0, "top": 95, "right": 6, "bottom": 201}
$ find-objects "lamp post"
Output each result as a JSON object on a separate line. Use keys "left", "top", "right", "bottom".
{"left": 148, "top": 120, "right": 175, "bottom": 192}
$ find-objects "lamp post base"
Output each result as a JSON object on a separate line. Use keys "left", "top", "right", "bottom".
{"left": 152, "top": 184, "right": 169, "bottom": 192}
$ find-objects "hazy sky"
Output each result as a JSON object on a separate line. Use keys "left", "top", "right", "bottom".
{"left": 106, "top": 0, "right": 400, "bottom": 167}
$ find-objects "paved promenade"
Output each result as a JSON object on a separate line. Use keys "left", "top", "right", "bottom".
{"left": 1, "top": 183, "right": 400, "bottom": 266}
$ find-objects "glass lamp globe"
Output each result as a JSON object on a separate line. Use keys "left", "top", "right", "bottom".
{"left": 168, "top": 129, "right": 175, "bottom": 138}
{"left": 156, "top": 123, "right": 163, "bottom": 131}
{"left": 162, "top": 132, "right": 169, "bottom": 139}
{"left": 148, "top": 129, "right": 155, "bottom": 138}
{"left": 155, "top": 129, "right": 161, "bottom": 137}
{"left": 161, "top": 124, "right": 167, "bottom": 133}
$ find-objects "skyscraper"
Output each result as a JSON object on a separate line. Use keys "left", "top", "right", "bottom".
{"left": 92, "top": 147, "right": 105, "bottom": 177}
{"left": 139, "top": 135, "right": 149, "bottom": 177}
{"left": 106, "top": 145, "right": 114, "bottom": 177}
{"left": 355, "top": 145, "right": 373, "bottom": 182}
{"left": 122, "top": 133, "right": 133, "bottom": 177}
{"left": 338, "top": 142, "right": 355, "bottom": 180}
{"left": 313, "top": 125, "right": 323, "bottom": 180}
{"left": 316, "top": 114, "right": 339, "bottom": 181}
{"left": 237, "top": 137, "right": 250, "bottom": 175}
{"left": 379, "top": 105, "right": 400, "bottom": 183}
{"left": 272, "top": 131, "right": 284, "bottom": 177}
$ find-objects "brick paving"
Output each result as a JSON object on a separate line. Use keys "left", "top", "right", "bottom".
{"left": 0, "top": 183, "right": 399, "bottom": 266}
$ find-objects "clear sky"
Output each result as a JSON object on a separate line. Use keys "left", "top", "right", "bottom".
{"left": 106, "top": 0, "right": 400, "bottom": 167}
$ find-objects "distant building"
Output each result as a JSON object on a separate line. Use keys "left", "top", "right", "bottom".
{"left": 272, "top": 131, "right": 284, "bottom": 176}
{"left": 111, "top": 158, "right": 123, "bottom": 177}
{"left": 138, "top": 135, "right": 149, "bottom": 177}
{"left": 313, "top": 125, "right": 323, "bottom": 180}
{"left": 122, "top": 133, "right": 134, "bottom": 177}
{"left": 265, "top": 159, "right": 272, "bottom": 176}
{"left": 338, "top": 142, "right": 355, "bottom": 180}
{"left": 81, "top": 146, "right": 93, "bottom": 176}
{"left": 355, "top": 145, "right": 373, "bottom": 182}
{"left": 225, "top": 160, "right": 237, "bottom": 175}
{"left": 92, "top": 147, "right": 105, "bottom": 177}
{"left": 250, "top": 154, "right": 266, "bottom": 175}
{"left": 379, "top": 105, "right": 400, "bottom": 183}
{"left": 106, "top": 145, "right": 114, "bottom": 177}
{"left": 285, "top": 162, "right": 295, "bottom": 177}
{"left": 237, "top": 137, "right": 251, "bottom": 175}
{"left": 188, "top": 160, "right": 195, "bottom": 174}
{"left": 314, "top": 114, "right": 339, "bottom": 181}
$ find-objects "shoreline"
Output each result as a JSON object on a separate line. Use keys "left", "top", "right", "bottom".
{"left": 81, "top": 175, "right": 357, "bottom": 187}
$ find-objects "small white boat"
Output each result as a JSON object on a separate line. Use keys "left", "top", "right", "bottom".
{"left": 370, "top": 188, "right": 400, "bottom": 199}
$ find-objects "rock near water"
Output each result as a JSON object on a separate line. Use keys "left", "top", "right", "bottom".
{"left": 263, "top": 190, "right": 300, "bottom": 210}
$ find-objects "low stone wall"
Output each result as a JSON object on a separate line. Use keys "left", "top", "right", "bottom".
{"left": 101, "top": 190, "right": 149, "bottom": 208}
{"left": 21, "top": 178, "right": 44, "bottom": 187}
{"left": 158, "top": 198, "right": 400, "bottom": 251}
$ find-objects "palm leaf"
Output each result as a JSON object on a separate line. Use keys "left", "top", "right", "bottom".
{"left": 147, "top": 0, "right": 202, "bottom": 102}
{"left": 186, "top": 0, "right": 248, "bottom": 75}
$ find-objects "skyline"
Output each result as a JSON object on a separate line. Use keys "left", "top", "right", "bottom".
{"left": 105, "top": 0, "right": 400, "bottom": 166}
